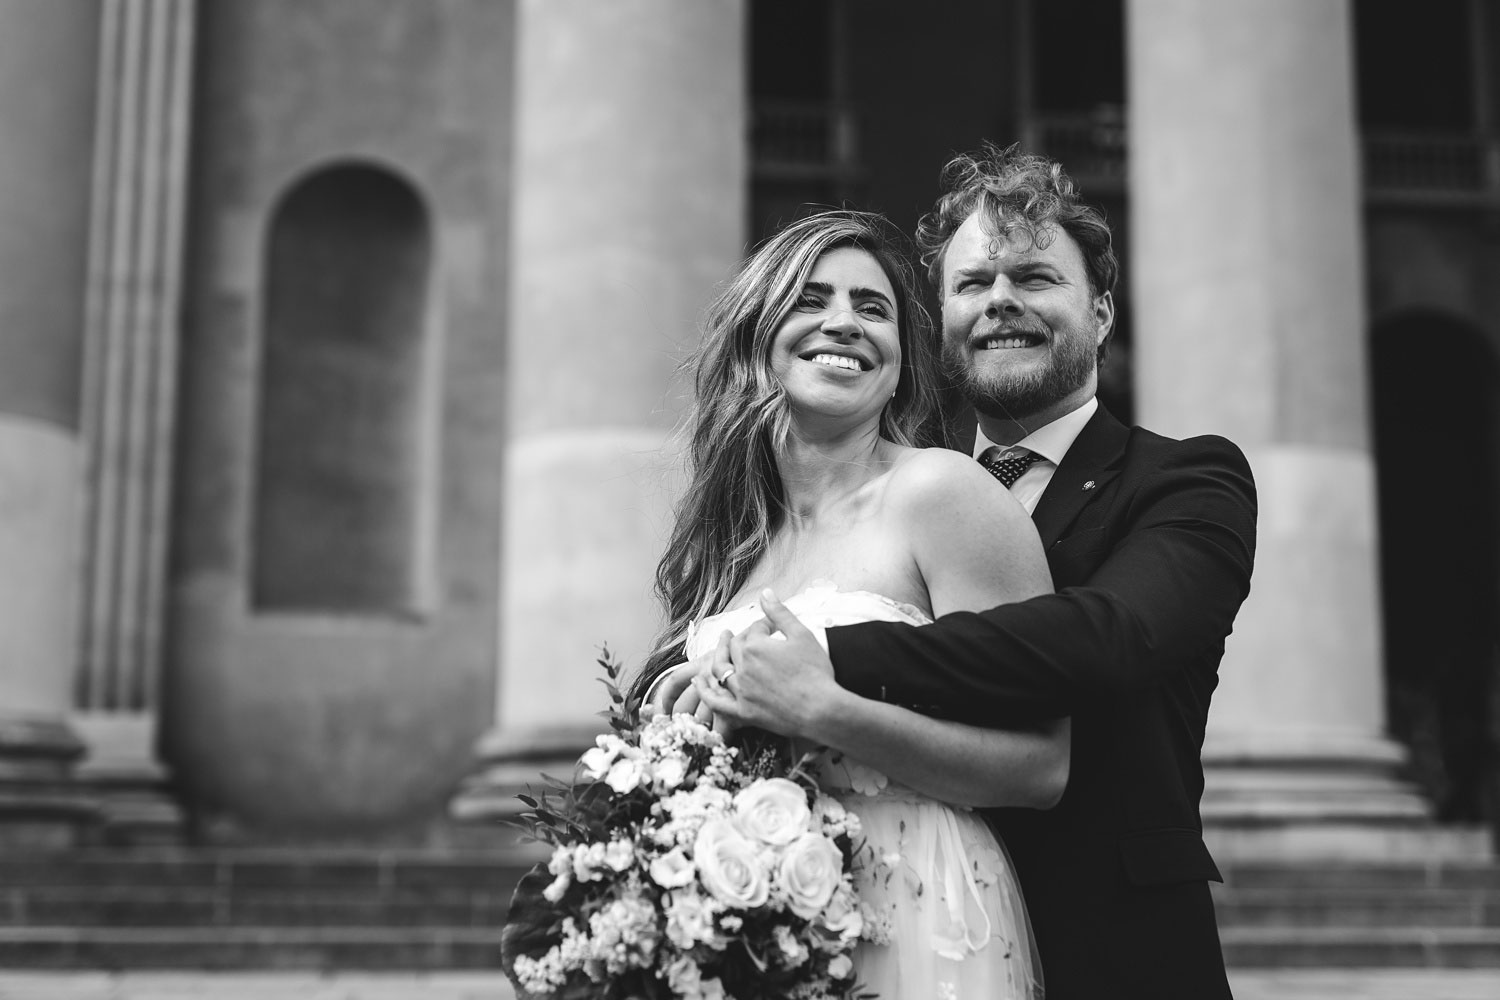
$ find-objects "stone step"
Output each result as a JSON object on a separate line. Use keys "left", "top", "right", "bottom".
{"left": 1212, "top": 887, "right": 1500, "bottom": 928}
{"left": 0, "top": 927, "right": 504, "bottom": 970}
{"left": 1216, "top": 860, "right": 1500, "bottom": 892}
{"left": 0, "top": 887, "right": 516, "bottom": 928}
{"left": 1220, "top": 927, "right": 1500, "bottom": 968}
{"left": 0, "top": 848, "right": 544, "bottom": 891}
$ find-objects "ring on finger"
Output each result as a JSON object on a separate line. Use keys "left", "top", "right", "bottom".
{"left": 717, "top": 668, "right": 737, "bottom": 686}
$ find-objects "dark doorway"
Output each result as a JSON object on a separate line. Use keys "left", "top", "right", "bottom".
{"left": 1370, "top": 311, "right": 1500, "bottom": 825}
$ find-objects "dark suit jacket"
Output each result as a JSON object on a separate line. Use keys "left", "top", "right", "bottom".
{"left": 827, "top": 404, "right": 1256, "bottom": 999}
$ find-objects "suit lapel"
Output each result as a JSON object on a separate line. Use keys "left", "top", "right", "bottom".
{"left": 1031, "top": 404, "right": 1130, "bottom": 549}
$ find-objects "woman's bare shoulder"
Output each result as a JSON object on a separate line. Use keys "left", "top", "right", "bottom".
{"left": 885, "top": 446, "right": 1026, "bottom": 518}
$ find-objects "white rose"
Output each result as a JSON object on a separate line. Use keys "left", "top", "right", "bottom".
{"left": 733, "top": 778, "right": 811, "bottom": 847}
{"left": 649, "top": 847, "right": 695, "bottom": 889}
{"left": 694, "top": 817, "right": 770, "bottom": 909}
{"left": 818, "top": 883, "right": 864, "bottom": 942}
{"left": 827, "top": 953, "right": 854, "bottom": 980}
{"left": 606, "top": 756, "right": 646, "bottom": 794}
{"left": 777, "top": 832, "right": 842, "bottom": 919}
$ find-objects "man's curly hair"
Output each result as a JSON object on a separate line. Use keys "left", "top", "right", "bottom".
{"left": 915, "top": 142, "right": 1119, "bottom": 363}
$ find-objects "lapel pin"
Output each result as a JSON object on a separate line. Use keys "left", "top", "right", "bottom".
{"left": 1082, "top": 480, "right": 1096, "bottom": 491}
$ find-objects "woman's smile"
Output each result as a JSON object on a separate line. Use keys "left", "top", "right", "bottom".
{"left": 772, "top": 247, "right": 901, "bottom": 420}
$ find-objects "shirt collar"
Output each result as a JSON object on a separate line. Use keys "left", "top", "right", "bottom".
{"left": 972, "top": 395, "right": 1099, "bottom": 466}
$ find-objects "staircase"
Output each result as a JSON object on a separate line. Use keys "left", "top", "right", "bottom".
{"left": 1214, "top": 858, "right": 1500, "bottom": 968}
{"left": 0, "top": 847, "right": 543, "bottom": 970}
{"left": 2, "top": 850, "right": 1498, "bottom": 970}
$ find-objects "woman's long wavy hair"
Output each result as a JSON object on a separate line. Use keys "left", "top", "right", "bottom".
{"left": 629, "top": 210, "right": 941, "bottom": 706}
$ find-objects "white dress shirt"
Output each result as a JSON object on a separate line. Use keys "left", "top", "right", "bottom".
{"left": 973, "top": 396, "right": 1098, "bottom": 514}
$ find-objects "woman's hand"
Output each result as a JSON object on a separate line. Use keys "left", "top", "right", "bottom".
{"left": 692, "top": 589, "right": 843, "bottom": 741}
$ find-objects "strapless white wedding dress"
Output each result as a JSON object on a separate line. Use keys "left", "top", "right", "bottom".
{"left": 686, "top": 582, "right": 1042, "bottom": 1000}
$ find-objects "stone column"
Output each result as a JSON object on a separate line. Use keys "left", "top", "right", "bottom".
{"left": 73, "top": 0, "right": 195, "bottom": 844}
{"left": 1127, "top": 0, "right": 1435, "bottom": 856}
{"left": 0, "top": 0, "right": 103, "bottom": 845}
{"left": 454, "top": 0, "right": 746, "bottom": 819}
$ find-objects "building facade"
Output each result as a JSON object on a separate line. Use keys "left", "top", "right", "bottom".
{"left": 0, "top": 0, "right": 1494, "bottom": 853}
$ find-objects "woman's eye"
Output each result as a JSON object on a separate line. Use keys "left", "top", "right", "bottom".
{"left": 858, "top": 303, "right": 891, "bottom": 318}
{"left": 794, "top": 295, "right": 822, "bottom": 310}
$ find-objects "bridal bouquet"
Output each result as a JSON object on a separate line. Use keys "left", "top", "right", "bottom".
{"left": 502, "top": 654, "right": 877, "bottom": 1000}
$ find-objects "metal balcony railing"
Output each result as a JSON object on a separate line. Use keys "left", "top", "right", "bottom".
{"left": 751, "top": 101, "right": 860, "bottom": 180}
{"left": 1023, "top": 112, "right": 1128, "bottom": 193}
{"left": 1362, "top": 132, "right": 1500, "bottom": 205}
{"left": 753, "top": 104, "right": 1500, "bottom": 208}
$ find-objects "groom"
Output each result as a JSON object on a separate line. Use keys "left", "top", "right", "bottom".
{"left": 668, "top": 144, "right": 1256, "bottom": 997}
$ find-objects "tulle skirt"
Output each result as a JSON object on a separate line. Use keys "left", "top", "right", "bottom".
{"left": 841, "top": 789, "right": 1042, "bottom": 999}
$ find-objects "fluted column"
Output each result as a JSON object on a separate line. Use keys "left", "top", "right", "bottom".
{"left": 454, "top": 0, "right": 746, "bottom": 818}
{"left": 1128, "top": 0, "right": 1431, "bottom": 854}
{"left": 0, "top": 0, "right": 103, "bottom": 845}
{"left": 73, "top": 0, "right": 195, "bottom": 843}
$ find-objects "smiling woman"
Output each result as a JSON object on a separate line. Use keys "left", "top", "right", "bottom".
{"left": 770, "top": 246, "right": 902, "bottom": 428}
{"left": 632, "top": 210, "right": 941, "bottom": 691}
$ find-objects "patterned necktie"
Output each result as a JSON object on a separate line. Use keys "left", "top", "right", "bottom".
{"left": 979, "top": 448, "right": 1044, "bottom": 489}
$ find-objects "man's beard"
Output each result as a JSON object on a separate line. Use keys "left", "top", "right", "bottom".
{"left": 943, "top": 329, "right": 1096, "bottom": 422}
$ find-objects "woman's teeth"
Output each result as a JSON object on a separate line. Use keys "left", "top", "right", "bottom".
{"left": 811, "top": 353, "right": 862, "bottom": 371}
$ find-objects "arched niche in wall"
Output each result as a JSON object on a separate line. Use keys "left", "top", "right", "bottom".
{"left": 1369, "top": 309, "right": 1500, "bottom": 822}
{"left": 253, "top": 162, "right": 434, "bottom": 616}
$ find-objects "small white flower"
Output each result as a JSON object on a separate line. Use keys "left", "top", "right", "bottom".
{"left": 827, "top": 953, "right": 854, "bottom": 980}
{"left": 664, "top": 887, "right": 721, "bottom": 949}
{"left": 541, "top": 870, "right": 570, "bottom": 902}
{"left": 571, "top": 842, "right": 609, "bottom": 882}
{"left": 818, "top": 883, "right": 864, "bottom": 942}
{"left": 653, "top": 753, "right": 687, "bottom": 790}
{"left": 773, "top": 924, "right": 810, "bottom": 967}
{"left": 604, "top": 838, "right": 635, "bottom": 872}
{"left": 649, "top": 847, "right": 695, "bottom": 889}
{"left": 606, "top": 756, "right": 647, "bottom": 794}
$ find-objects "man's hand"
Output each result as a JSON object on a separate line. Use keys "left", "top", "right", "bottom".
{"left": 693, "top": 589, "right": 842, "bottom": 740}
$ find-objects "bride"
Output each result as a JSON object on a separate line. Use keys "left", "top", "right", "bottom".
{"left": 634, "top": 210, "right": 1067, "bottom": 998}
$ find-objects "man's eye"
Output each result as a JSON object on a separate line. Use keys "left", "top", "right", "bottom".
{"left": 955, "top": 278, "right": 984, "bottom": 292}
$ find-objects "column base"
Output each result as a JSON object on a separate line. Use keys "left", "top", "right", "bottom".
{"left": 0, "top": 715, "right": 100, "bottom": 849}
{"left": 1197, "top": 729, "right": 1493, "bottom": 860}
{"left": 72, "top": 713, "right": 185, "bottom": 846}
{"left": 449, "top": 722, "right": 597, "bottom": 824}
